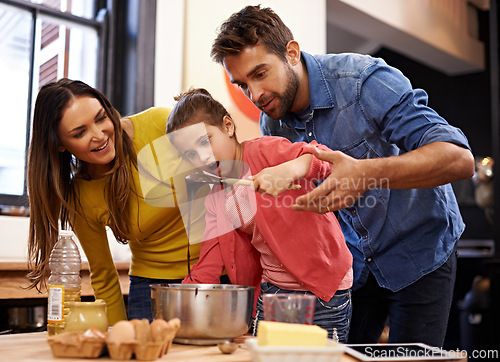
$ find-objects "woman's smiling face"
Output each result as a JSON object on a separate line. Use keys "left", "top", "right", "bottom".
{"left": 56, "top": 96, "right": 116, "bottom": 175}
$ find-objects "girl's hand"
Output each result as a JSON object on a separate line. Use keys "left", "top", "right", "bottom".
{"left": 293, "top": 148, "right": 367, "bottom": 212}
{"left": 251, "top": 166, "right": 295, "bottom": 196}
{"left": 251, "top": 155, "right": 311, "bottom": 196}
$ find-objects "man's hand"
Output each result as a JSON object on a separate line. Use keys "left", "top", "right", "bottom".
{"left": 292, "top": 147, "right": 370, "bottom": 213}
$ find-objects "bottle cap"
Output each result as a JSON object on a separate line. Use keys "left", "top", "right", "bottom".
{"left": 59, "top": 230, "right": 74, "bottom": 238}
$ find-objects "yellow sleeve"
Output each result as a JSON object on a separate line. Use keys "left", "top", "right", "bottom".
{"left": 71, "top": 180, "right": 127, "bottom": 325}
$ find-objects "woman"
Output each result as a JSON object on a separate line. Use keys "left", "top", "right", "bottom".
{"left": 26, "top": 78, "right": 205, "bottom": 324}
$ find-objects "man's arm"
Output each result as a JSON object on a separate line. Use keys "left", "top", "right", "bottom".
{"left": 293, "top": 142, "right": 475, "bottom": 213}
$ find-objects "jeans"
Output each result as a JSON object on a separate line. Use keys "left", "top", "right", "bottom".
{"left": 128, "top": 276, "right": 184, "bottom": 321}
{"left": 127, "top": 274, "right": 232, "bottom": 321}
{"left": 253, "top": 281, "right": 351, "bottom": 342}
{"left": 348, "top": 248, "right": 457, "bottom": 347}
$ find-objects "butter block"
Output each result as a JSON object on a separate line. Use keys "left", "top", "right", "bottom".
{"left": 257, "top": 321, "right": 328, "bottom": 347}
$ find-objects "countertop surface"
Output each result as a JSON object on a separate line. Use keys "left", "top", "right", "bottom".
{"left": 0, "top": 332, "right": 468, "bottom": 362}
{"left": 0, "top": 332, "right": 251, "bottom": 361}
{"left": 0, "top": 260, "right": 130, "bottom": 299}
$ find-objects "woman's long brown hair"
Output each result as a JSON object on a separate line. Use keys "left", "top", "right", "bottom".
{"left": 26, "top": 78, "right": 136, "bottom": 291}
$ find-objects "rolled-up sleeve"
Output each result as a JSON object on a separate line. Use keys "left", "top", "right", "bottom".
{"left": 360, "top": 62, "right": 471, "bottom": 152}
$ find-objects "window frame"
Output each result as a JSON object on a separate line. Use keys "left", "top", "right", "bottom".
{"left": 0, "top": 0, "right": 156, "bottom": 210}
{"left": 0, "top": 0, "right": 108, "bottom": 208}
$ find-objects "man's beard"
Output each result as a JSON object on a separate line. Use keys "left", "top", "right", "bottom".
{"left": 258, "top": 63, "right": 299, "bottom": 121}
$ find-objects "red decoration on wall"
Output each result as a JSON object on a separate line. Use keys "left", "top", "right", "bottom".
{"left": 224, "top": 72, "right": 260, "bottom": 122}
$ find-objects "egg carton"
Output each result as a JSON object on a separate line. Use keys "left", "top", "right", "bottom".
{"left": 106, "top": 340, "right": 165, "bottom": 361}
{"left": 105, "top": 318, "right": 180, "bottom": 361}
{"left": 48, "top": 332, "right": 106, "bottom": 358}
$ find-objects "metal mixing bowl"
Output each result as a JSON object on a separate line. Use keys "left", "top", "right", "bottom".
{"left": 150, "top": 283, "right": 255, "bottom": 345}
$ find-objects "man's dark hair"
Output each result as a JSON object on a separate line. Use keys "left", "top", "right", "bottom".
{"left": 211, "top": 5, "right": 294, "bottom": 64}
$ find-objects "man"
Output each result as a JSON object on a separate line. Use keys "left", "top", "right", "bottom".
{"left": 211, "top": 5, "right": 475, "bottom": 347}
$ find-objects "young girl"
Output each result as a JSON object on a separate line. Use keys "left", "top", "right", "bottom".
{"left": 166, "top": 88, "right": 353, "bottom": 342}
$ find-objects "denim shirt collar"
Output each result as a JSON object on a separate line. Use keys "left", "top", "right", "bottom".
{"left": 282, "top": 51, "right": 334, "bottom": 128}
{"left": 303, "top": 51, "right": 335, "bottom": 110}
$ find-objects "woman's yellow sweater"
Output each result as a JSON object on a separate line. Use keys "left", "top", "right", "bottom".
{"left": 71, "top": 107, "right": 204, "bottom": 324}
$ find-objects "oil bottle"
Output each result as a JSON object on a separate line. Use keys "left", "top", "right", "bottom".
{"left": 47, "top": 230, "right": 82, "bottom": 336}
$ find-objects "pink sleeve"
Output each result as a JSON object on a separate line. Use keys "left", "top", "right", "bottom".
{"left": 182, "top": 194, "right": 225, "bottom": 284}
{"left": 182, "top": 237, "right": 225, "bottom": 284}
{"left": 252, "top": 136, "right": 332, "bottom": 181}
{"left": 304, "top": 141, "right": 332, "bottom": 181}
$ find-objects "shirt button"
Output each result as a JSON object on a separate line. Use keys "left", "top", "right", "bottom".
{"left": 367, "top": 257, "right": 372, "bottom": 262}
{"left": 351, "top": 209, "right": 356, "bottom": 214}
{"left": 362, "top": 235, "right": 368, "bottom": 239}
{"left": 308, "top": 132, "right": 313, "bottom": 137}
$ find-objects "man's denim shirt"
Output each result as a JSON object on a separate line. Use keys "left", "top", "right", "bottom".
{"left": 260, "top": 51, "right": 470, "bottom": 292}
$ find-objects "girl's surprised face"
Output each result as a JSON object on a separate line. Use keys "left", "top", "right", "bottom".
{"left": 57, "top": 96, "right": 116, "bottom": 176}
{"left": 171, "top": 121, "right": 238, "bottom": 177}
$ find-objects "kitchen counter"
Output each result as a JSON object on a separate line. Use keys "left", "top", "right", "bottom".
{"left": 0, "top": 260, "right": 130, "bottom": 299}
{"left": 0, "top": 332, "right": 467, "bottom": 362}
{"left": 0, "top": 332, "right": 249, "bottom": 361}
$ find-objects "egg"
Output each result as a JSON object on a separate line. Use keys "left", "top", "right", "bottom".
{"left": 131, "top": 318, "right": 152, "bottom": 343}
{"left": 82, "top": 327, "right": 106, "bottom": 340}
{"left": 150, "top": 319, "right": 170, "bottom": 343}
{"left": 107, "top": 320, "right": 135, "bottom": 344}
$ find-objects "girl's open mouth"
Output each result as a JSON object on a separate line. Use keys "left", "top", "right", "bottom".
{"left": 208, "top": 161, "right": 220, "bottom": 171}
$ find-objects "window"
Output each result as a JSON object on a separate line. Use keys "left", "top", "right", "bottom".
{"left": 0, "top": 0, "right": 157, "bottom": 211}
{"left": 0, "top": 0, "right": 105, "bottom": 208}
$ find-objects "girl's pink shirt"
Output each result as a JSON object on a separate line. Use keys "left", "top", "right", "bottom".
{"left": 184, "top": 136, "right": 353, "bottom": 303}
